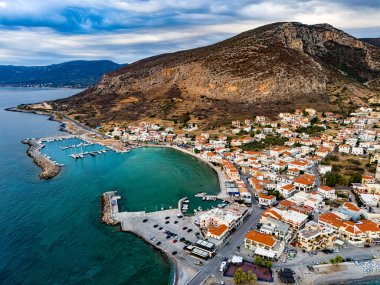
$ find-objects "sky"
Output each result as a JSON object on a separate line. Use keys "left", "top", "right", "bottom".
{"left": 0, "top": 0, "right": 379, "bottom": 66}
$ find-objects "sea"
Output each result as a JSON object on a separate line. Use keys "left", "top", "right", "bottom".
{"left": 0, "top": 87, "right": 220, "bottom": 284}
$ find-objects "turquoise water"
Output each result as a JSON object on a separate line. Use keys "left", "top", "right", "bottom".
{"left": 0, "top": 88, "right": 219, "bottom": 284}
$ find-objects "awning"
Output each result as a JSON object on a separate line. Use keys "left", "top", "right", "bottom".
{"left": 255, "top": 247, "right": 275, "bottom": 259}
{"left": 231, "top": 255, "right": 243, "bottom": 264}
{"left": 334, "top": 239, "right": 344, "bottom": 246}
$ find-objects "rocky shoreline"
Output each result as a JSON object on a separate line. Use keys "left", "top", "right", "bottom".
{"left": 22, "top": 139, "right": 61, "bottom": 179}
{"left": 100, "top": 192, "right": 120, "bottom": 225}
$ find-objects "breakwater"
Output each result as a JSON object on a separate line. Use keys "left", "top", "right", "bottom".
{"left": 22, "top": 138, "right": 61, "bottom": 179}
{"left": 101, "top": 191, "right": 120, "bottom": 225}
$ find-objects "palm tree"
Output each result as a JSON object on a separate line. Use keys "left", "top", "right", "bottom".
{"left": 246, "top": 270, "right": 257, "bottom": 284}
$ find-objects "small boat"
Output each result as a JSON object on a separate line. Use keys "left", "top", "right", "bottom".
{"left": 202, "top": 197, "right": 206, "bottom": 201}
{"left": 198, "top": 206, "right": 202, "bottom": 211}
{"left": 193, "top": 209, "right": 197, "bottom": 213}
{"left": 183, "top": 200, "right": 190, "bottom": 203}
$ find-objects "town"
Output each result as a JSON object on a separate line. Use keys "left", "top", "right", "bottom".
{"left": 101, "top": 106, "right": 380, "bottom": 285}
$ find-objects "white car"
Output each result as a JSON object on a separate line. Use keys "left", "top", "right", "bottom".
{"left": 281, "top": 258, "right": 287, "bottom": 263}
{"left": 219, "top": 261, "right": 227, "bottom": 272}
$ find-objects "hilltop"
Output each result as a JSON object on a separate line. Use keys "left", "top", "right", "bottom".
{"left": 50, "top": 22, "right": 380, "bottom": 129}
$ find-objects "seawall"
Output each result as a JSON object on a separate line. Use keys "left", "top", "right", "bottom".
{"left": 22, "top": 139, "right": 61, "bottom": 179}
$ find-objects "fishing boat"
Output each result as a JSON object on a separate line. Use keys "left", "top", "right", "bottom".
{"left": 183, "top": 199, "right": 190, "bottom": 203}
{"left": 202, "top": 197, "right": 206, "bottom": 201}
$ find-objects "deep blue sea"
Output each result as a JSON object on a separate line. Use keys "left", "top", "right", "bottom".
{"left": 0, "top": 88, "right": 219, "bottom": 284}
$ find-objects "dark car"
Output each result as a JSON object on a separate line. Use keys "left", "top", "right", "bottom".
{"left": 364, "top": 244, "right": 371, "bottom": 248}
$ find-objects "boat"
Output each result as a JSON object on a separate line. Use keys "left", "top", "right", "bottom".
{"left": 197, "top": 206, "right": 202, "bottom": 211}
{"left": 183, "top": 200, "right": 190, "bottom": 203}
{"left": 202, "top": 197, "right": 206, "bottom": 201}
{"left": 193, "top": 209, "right": 197, "bottom": 213}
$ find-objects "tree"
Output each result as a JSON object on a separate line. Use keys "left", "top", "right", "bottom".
{"left": 254, "top": 256, "right": 263, "bottom": 266}
{"left": 265, "top": 260, "right": 272, "bottom": 269}
{"left": 114, "top": 135, "right": 120, "bottom": 140}
{"left": 194, "top": 149, "right": 200, "bottom": 154}
{"left": 246, "top": 270, "right": 257, "bottom": 284}
{"left": 335, "top": 255, "right": 344, "bottom": 264}
{"left": 234, "top": 267, "right": 245, "bottom": 284}
{"left": 359, "top": 213, "right": 366, "bottom": 220}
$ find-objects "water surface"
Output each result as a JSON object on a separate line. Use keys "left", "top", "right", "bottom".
{"left": 0, "top": 87, "right": 219, "bottom": 284}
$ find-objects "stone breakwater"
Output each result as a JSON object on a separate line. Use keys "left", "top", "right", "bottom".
{"left": 22, "top": 139, "right": 61, "bottom": 179}
{"left": 101, "top": 192, "right": 120, "bottom": 225}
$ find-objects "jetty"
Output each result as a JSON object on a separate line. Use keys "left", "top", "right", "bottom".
{"left": 60, "top": 142, "right": 94, "bottom": 150}
{"left": 101, "top": 191, "right": 120, "bottom": 225}
{"left": 69, "top": 148, "right": 109, "bottom": 159}
{"left": 22, "top": 138, "right": 61, "bottom": 179}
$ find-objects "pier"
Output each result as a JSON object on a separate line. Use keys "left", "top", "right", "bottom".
{"left": 69, "top": 148, "right": 109, "bottom": 159}
{"left": 60, "top": 142, "right": 94, "bottom": 150}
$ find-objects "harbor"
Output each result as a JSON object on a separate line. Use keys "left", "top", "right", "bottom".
{"left": 102, "top": 191, "right": 204, "bottom": 285}
{"left": 22, "top": 134, "right": 115, "bottom": 178}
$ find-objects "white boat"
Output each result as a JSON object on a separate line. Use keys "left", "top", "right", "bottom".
{"left": 183, "top": 200, "right": 190, "bottom": 203}
{"left": 202, "top": 197, "right": 206, "bottom": 201}
{"left": 193, "top": 209, "right": 197, "bottom": 213}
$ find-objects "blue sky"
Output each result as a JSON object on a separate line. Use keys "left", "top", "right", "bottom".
{"left": 0, "top": 0, "right": 379, "bottom": 65}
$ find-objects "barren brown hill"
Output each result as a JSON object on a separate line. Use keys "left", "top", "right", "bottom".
{"left": 51, "top": 22, "right": 380, "bottom": 129}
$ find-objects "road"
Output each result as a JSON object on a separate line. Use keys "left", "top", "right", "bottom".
{"left": 188, "top": 175, "right": 263, "bottom": 285}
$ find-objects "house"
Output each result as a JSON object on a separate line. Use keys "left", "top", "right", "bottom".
{"left": 244, "top": 230, "right": 285, "bottom": 259}
{"left": 298, "top": 221, "right": 336, "bottom": 251}
{"left": 318, "top": 165, "right": 332, "bottom": 175}
{"left": 360, "top": 194, "right": 379, "bottom": 207}
{"left": 338, "top": 144, "right": 351, "bottom": 154}
{"left": 260, "top": 217, "right": 291, "bottom": 242}
{"left": 318, "top": 186, "right": 337, "bottom": 200}
{"left": 258, "top": 193, "right": 277, "bottom": 207}
{"left": 293, "top": 174, "right": 315, "bottom": 192}
{"left": 340, "top": 220, "right": 380, "bottom": 245}
{"left": 352, "top": 147, "right": 364, "bottom": 156}
{"left": 280, "top": 184, "right": 296, "bottom": 198}
{"left": 338, "top": 202, "right": 363, "bottom": 221}
{"left": 289, "top": 160, "right": 309, "bottom": 171}
{"left": 281, "top": 210, "right": 308, "bottom": 230}
{"left": 315, "top": 147, "right": 330, "bottom": 158}
{"left": 206, "top": 224, "right": 229, "bottom": 240}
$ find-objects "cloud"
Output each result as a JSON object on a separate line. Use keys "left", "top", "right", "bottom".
{"left": 0, "top": 0, "right": 379, "bottom": 65}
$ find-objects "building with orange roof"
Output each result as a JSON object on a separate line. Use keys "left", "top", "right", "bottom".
{"left": 338, "top": 202, "right": 364, "bottom": 221}
{"left": 293, "top": 173, "right": 315, "bottom": 192}
{"left": 289, "top": 160, "right": 309, "bottom": 171}
{"left": 278, "top": 199, "right": 296, "bottom": 210}
{"left": 206, "top": 224, "right": 229, "bottom": 240}
{"left": 244, "top": 230, "right": 285, "bottom": 259}
{"left": 258, "top": 193, "right": 277, "bottom": 207}
{"left": 280, "top": 184, "right": 296, "bottom": 198}
{"left": 317, "top": 185, "right": 337, "bottom": 200}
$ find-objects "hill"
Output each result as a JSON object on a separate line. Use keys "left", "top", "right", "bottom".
{"left": 361, "top": 38, "right": 380, "bottom": 48}
{"left": 0, "top": 60, "right": 126, "bottom": 88}
{"left": 50, "top": 22, "right": 380, "bottom": 129}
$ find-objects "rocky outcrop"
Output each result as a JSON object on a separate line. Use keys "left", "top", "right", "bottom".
{"left": 51, "top": 22, "right": 380, "bottom": 129}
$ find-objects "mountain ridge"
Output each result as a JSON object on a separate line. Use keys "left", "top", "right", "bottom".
{"left": 0, "top": 60, "right": 127, "bottom": 88}
{"left": 50, "top": 22, "right": 380, "bottom": 129}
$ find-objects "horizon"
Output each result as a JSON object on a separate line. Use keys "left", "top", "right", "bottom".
{"left": 0, "top": 0, "right": 379, "bottom": 66}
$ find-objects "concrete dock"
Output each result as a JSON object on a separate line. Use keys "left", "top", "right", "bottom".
{"left": 104, "top": 192, "right": 207, "bottom": 285}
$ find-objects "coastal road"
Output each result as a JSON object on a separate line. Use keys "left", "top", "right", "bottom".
{"left": 188, "top": 203, "right": 263, "bottom": 285}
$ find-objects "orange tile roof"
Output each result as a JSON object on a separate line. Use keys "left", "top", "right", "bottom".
{"left": 208, "top": 224, "right": 228, "bottom": 237}
{"left": 245, "top": 230, "right": 277, "bottom": 247}
{"left": 259, "top": 193, "right": 276, "bottom": 200}
{"left": 279, "top": 200, "right": 295, "bottom": 208}
{"left": 290, "top": 160, "right": 308, "bottom": 166}
{"left": 343, "top": 202, "right": 360, "bottom": 212}
{"left": 262, "top": 207, "right": 281, "bottom": 220}
{"left": 294, "top": 174, "right": 315, "bottom": 186}
{"left": 282, "top": 184, "right": 295, "bottom": 191}
{"left": 319, "top": 185, "right": 334, "bottom": 191}
{"left": 356, "top": 220, "right": 380, "bottom": 232}
{"left": 319, "top": 212, "right": 345, "bottom": 228}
